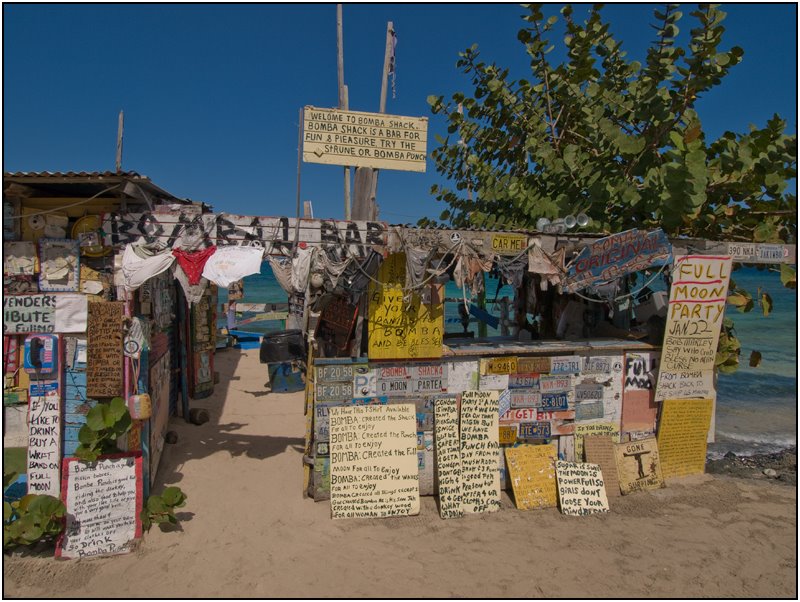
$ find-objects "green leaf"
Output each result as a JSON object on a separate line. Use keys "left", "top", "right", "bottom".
{"left": 760, "top": 292, "right": 773, "bottom": 317}
{"left": 780, "top": 264, "right": 796, "bottom": 289}
{"left": 85, "top": 404, "right": 110, "bottom": 431}
{"left": 4, "top": 501, "right": 13, "bottom": 523}
{"left": 147, "top": 496, "right": 168, "bottom": 514}
{"left": 28, "top": 495, "right": 65, "bottom": 519}
{"left": 161, "top": 487, "right": 187, "bottom": 508}
{"left": 749, "top": 350, "right": 762, "bottom": 368}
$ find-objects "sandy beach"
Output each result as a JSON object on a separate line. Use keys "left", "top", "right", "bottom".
{"left": 4, "top": 348, "right": 797, "bottom": 599}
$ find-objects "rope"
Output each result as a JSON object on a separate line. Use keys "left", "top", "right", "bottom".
{"left": 7, "top": 184, "right": 123, "bottom": 219}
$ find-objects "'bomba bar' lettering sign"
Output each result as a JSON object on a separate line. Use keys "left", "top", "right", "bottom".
{"left": 303, "top": 107, "right": 428, "bottom": 172}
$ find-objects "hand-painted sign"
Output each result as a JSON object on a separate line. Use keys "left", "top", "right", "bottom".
{"left": 368, "top": 254, "right": 443, "bottom": 360}
{"left": 505, "top": 444, "right": 558, "bottom": 510}
{"left": 101, "top": 209, "right": 216, "bottom": 248}
{"left": 329, "top": 404, "right": 420, "bottom": 519}
{"left": 656, "top": 398, "right": 713, "bottom": 478}
{"left": 555, "top": 461, "right": 610, "bottom": 516}
{"left": 57, "top": 453, "right": 143, "bottom": 559}
{"left": 614, "top": 438, "right": 664, "bottom": 494}
{"left": 3, "top": 294, "right": 56, "bottom": 334}
{"left": 564, "top": 228, "right": 672, "bottom": 293}
{"left": 303, "top": 106, "right": 428, "bottom": 172}
{"left": 434, "top": 394, "right": 462, "bottom": 518}
{"left": 500, "top": 408, "right": 538, "bottom": 422}
{"left": 26, "top": 381, "right": 60, "bottom": 495}
{"left": 655, "top": 255, "right": 732, "bottom": 402}
{"left": 86, "top": 302, "right": 124, "bottom": 398}
{"left": 460, "top": 391, "right": 501, "bottom": 514}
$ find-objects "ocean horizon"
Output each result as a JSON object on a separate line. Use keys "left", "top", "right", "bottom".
{"left": 221, "top": 265, "right": 797, "bottom": 458}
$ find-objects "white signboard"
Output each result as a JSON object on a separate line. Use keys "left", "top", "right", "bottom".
{"left": 26, "top": 382, "right": 61, "bottom": 495}
{"left": 303, "top": 106, "right": 428, "bottom": 172}
{"left": 57, "top": 454, "right": 142, "bottom": 559}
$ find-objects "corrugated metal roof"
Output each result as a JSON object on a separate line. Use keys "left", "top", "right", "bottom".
{"left": 4, "top": 170, "right": 144, "bottom": 179}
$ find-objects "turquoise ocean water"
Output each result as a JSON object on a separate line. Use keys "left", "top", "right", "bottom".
{"left": 222, "top": 265, "right": 797, "bottom": 457}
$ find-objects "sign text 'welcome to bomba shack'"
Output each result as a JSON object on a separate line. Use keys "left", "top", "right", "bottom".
{"left": 303, "top": 107, "right": 428, "bottom": 172}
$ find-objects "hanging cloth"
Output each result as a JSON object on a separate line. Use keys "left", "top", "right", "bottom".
{"left": 290, "top": 246, "right": 315, "bottom": 293}
{"left": 267, "top": 256, "right": 294, "bottom": 294}
{"left": 173, "top": 245, "right": 217, "bottom": 285}
{"left": 404, "top": 245, "right": 436, "bottom": 292}
{"left": 173, "top": 263, "right": 208, "bottom": 305}
{"left": 202, "top": 244, "right": 263, "bottom": 288}
{"left": 316, "top": 249, "right": 352, "bottom": 290}
{"left": 121, "top": 243, "right": 175, "bottom": 292}
{"left": 495, "top": 255, "right": 527, "bottom": 289}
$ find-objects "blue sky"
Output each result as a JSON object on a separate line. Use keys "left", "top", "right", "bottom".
{"left": 3, "top": 3, "right": 797, "bottom": 224}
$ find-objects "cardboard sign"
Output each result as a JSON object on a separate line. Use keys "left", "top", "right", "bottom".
{"left": 555, "top": 461, "right": 610, "bottom": 516}
{"left": 57, "top": 453, "right": 143, "bottom": 559}
{"left": 624, "top": 352, "right": 659, "bottom": 391}
{"left": 86, "top": 302, "right": 124, "bottom": 398}
{"left": 26, "top": 381, "right": 61, "bottom": 495}
{"left": 564, "top": 228, "right": 672, "bottom": 293}
{"left": 574, "top": 423, "right": 620, "bottom": 462}
{"left": 434, "top": 394, "right": 462, "bottom": 518}
{"left": 368, "top": 253, "right": 443, "bottom": 360}
{"left": 583, "top": 436, "right": 621, "bottom": 497}
{"left": 655, "top": 255, "right": 732, "bottom": 402}
{"left": 480, "top": 356, "right": 518, "bottom": 375}
{"left": 460, "top": 391, "right": 501, "bottom": 514}
{"left": 517, "top": 356, "right": 551, "bottom": 374}
{"left": 657, "top": 398, "right": 714, "bottom": 478}
{"left": 614, "top": 438, "right": 665, "bottom": 494}
{"left": 505, "top": 444, "right": 558, "bottom": 510}
{"left": 3, "top": 294, "right": 56, "bottom": 334}
{"left": 329, "top": 404, "right": 420, "bottom": 519}
{"left": 303, "top": 106, "right": 428, "bottom": 172}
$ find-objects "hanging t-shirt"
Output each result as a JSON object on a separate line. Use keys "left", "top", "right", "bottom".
{"left": 201, "top": 245, "right": 263, "bottom": 287}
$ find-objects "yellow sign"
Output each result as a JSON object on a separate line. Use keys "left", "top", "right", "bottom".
{"left": 505, "top": 444, "right": 558, "bottom": 510}
{"left": 368, "top": 253, "right": 443, "bottom": 360}
{"left": 303, "top": 106, "right": 428, "bottom": 172}
{"left": 491, "top": 233, "right": 528, "bottom": 255}
{"left": 480, "top": 356, "right": 518, "bottom": 375}
{"left": 614, "top": 438, "right": 664, "bottom": 494}
{"left": 657, "top": 398, "right": 713, "bottom": 478}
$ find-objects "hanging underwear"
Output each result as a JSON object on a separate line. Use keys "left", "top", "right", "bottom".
{"left": 173, "top": 245, "right": 217, "bottom": 285}
{"left": 121, "top": 244, "right": 175, "bottom": 292}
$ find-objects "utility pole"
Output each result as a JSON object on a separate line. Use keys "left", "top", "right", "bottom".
{"left": 337, "top": 4, "right": 351, "bottom": 220}
{"left": 115, "top": 110, "right": 124, "bottom": 172}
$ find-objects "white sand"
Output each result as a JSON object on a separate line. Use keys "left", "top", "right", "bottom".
{"left": 4, "top": 349, "right": 796, "bottom": 598}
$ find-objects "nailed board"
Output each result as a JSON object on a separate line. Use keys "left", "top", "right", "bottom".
{"left": 86, "top": 302, "right": 124, "bottom": 398}
{"left": 56, "top": 453, "right": 143, "bottom": 559}
{"left": 303, "top": 106, "right": 428, "bottom": 172}
{"left": 505, "top": 444, "right": 558, "bottom": 510}
{"left": 460, "top": 391, "right": 501, "bottom": 514}
{"left": 434, "top": 394, "right": 462, "bottom": 518}
{"left": 656, "top": 398, "right": 714, "bottom": 479}
{"left": 583, "top": 435, "right": 621, "bottom": 497}
{"left": 555, "top": 461, "right": 609, "bottom": 516}
{"left": 368, "top": 253, "right": 443, "bottom": 360}
{"left": 614, "top": 438, "right": 665, "bottom": 494}
{"left": 655, "top": 255, "right": 732, "bottom": 402}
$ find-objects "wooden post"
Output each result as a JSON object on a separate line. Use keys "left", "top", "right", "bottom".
{"left": 115, "top": 110, "right": 124, "bottom": 173}
{"left": 367, "top": 22, "right": 395, "bottom": 217}
{"left": 293, "top": 107, "right": 303, "bottom": 251}
{"left": 337, "top": 4, "right": 351, "bottom": 220}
